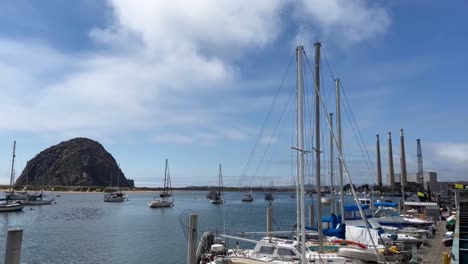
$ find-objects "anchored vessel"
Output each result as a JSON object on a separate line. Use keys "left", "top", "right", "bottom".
{"left": 104, "top": 165, "right": 127, "bottom": 202}
{"left": 149, "top": 159, "right": 174, "bottom": 208}
{"left": 210, "top": 164, "right": 224, "bottom": 204}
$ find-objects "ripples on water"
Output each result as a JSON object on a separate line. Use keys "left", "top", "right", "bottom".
{"left": 0, "top": 191, "right": 356, "bottom": 264}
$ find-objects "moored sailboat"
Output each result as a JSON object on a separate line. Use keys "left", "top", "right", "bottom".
{"left": 4, "top": 141, "right": 29, "bottom": 201}
{"left": 149, "top": 159, "right": 174, "bottom": 208}
{"left": 210, "top": 164, "right": 224, "bottom": 204}
{"left": 104, "top": 165, "right": 127, "bottom": 202}
{"left": 241, "top": 190, "right": 254, "bottom": 202}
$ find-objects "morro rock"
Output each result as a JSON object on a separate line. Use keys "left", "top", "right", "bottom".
{"left": 16, "top": 138, "right": 134, "bottom": 188}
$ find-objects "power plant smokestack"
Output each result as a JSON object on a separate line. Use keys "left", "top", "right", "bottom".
{"left": 400, "top": 129, "right": 407, "bottom": 188}
{"left": 388, "top": 132, "right": 395, "bottom": 190}
{"left": 376, "top": 134, "right": 382, "bottom": 189}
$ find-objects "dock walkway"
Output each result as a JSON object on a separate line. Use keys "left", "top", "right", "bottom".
{"left": 417, "top": 220, "right": 452, "bottom": 263}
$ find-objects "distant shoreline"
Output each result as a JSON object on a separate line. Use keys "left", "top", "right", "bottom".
{"left": 0, "top": 185, "right": 296, "bottom": 193}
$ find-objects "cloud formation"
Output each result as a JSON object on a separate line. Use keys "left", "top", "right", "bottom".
{"left": 0, "top": 0, "right": 391, "bottom": 145}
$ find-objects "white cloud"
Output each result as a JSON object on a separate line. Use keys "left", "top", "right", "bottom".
{"left": 433, "top": 143, "right": 468, "bottom": 165}
{"left": 0, "top": 0, "right": 392, "bottom": 145}
{"left": 260, "top": 136, "right": 279, "bottom": 144}
{"left": 296, "top": 0, "right": 390, "bottom": 45}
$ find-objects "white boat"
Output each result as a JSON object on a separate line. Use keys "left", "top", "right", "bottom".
{"left": 104, "top": 189, "right": 127, "bottom": 202}
{"left": 241, "top": 190, "right": 254, "bottom": 202}
{"left": 210, "top": 164, "right": 224, "bottom": 204}
{"left": 23, "top": 157, "right": 56, "bottom": 205}
{"left": 264, "top": 181, "right": 274, "bottom": 202}
{"left": 23, "top": 191, "right": 55, "bottom": 205}
{"left": 104, "top": 164, "right": 127, "bottom": 202}
{"left": 0, "top": 200, "right": 24, "bottom": 212}
{"left": 149, "top": 159, "right": 174, "bottom": 208}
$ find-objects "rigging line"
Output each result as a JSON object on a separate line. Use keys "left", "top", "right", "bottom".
{"left": 340, "top": 83, "right": 377, "bottom": 184}
{"left": 251, "top": 88, "right": 295, "bottom": 182}
{"left": 321, "top": 46, "right": 377, "bottom": 184}
{"left": 237, "top": 53, "right": 295, "bottom": 187}
{"left": 303, "top": 51, "right": 382, "bottom": 262}
{"left": 342, "top": 100, "right": 377, "bottom": 184}
{"left": 322, "top": 48, "right": 336, "bottom": 81}
{"left": 302, "top": 54, "right": 315, "bottom": 189}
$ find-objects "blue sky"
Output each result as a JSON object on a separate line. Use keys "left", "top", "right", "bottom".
{"left": 0, "top": 0, "right": 467, "bottom": 187}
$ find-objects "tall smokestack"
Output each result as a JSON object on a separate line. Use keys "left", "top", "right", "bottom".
{"left": 376, "top": 134, "right": 382, "bottom": 189}
{"left": 388, "top": 132, "right": 395, "bottom": 190}
{"left": 400, "top": 129, "right": 407, "bottom": 188}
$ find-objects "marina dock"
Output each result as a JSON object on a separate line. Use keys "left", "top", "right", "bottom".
{"left": 417, "top": 220, "right": 452, "bottom": 263}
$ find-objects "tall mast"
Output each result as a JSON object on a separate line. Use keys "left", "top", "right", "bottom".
{"left": 329, "top": 113, "right": 335, "bottom": 214}
{"left": 117, "top": 163, "right": 120, "bottom": 188}
{"left": 388, "top": 132, "right": 395, "bottom": 191}
{"left": 376, "top": 134, "right": 382, "bottom": 190}
{"left": 9, "top": 140, "right": 16, "bottom": 189}
{"left": 314, "top": 41, "right": 323, "bottom": 252}
{"left": 164, "top": 158, "right": 168, "bottom": 191}
{"left": 295, "top": 46, "right": 306, "bottom": 263}
{"left": 218, "top": 164, "right": 222, "bottom": 196}
{"left": 336, "top": 78, "right": 345, "bottom": 224}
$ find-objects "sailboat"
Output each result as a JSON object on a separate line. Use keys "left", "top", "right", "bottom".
{"left": 149, "top": 159, "right": 174, "bottom": 208}
{"left": 264, "top": 180, "right": 274, "bottom": 202}
{"left": 104, "top": 165, "right": 127, "bottom": 202}
{"left": 24, "top": 158, "right": 55, "bottom": 205}
{"left": 1, "top": 141, "right": 25, "bottom": 212}
{"left": 159, "top": 159, "right": 172, "bottom": 198}
{"left": 241, "top": 189, "right": 254, "bottom": 202}
{"left": 210, "top": 164, "right": 224, "bottom": 204}
{"left": 4, "top": 141, "right": 29, "bottom": 202}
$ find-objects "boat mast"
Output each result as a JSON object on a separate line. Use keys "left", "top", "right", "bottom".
{"left": 329, "top": 113, "right": 335, "bottom": 214}
{"left": 295, "top": 45, "right": 307, "bottom": 264}
{"left": 218, "top": 164, "right": 222, "bottom": 197}
{"left": 117, "top": 163, "right": 120, "bottom": 188}
{"left": 336, "top": 78, "right": 345, "bottom": 223}
{"left": 164, "top": 158, "right": 168, "bottom": 193}
{"left": 314, "top": 41, "right": 324, "bottom": 252}
{"left": 9, "top": 140, "right": 16, "bottom": 191}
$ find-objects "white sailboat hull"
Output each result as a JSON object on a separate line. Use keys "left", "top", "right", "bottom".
{"left": 0, "top": 203, "right": 24, "bottom": 212}
{"left": 148, "top": 200, "right": 173, "bottom": 208}
{"left": 104, "top": 196, "right": 127, "bottom": 202}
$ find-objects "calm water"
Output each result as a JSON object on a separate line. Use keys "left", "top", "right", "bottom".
{"left": 0, "top": 191, "right": 354, "bottom": 264}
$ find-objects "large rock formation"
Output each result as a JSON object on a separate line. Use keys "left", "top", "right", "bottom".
{"left": 16, "top": 138, "right": 134, "bottom": 188}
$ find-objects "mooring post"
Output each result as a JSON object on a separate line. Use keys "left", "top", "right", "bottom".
{"left": 4, "top": 229, "right": 22, "bottom": 264}
{"left": 187, "top": 214, "right": 198, "bottom": 264}
{"left": 267, "top": 206, "right": 273, "bottom": 240}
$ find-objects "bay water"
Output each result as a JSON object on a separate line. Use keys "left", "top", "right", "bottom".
{"left": 0, "top": 191, "right": 359, "bottom": 264}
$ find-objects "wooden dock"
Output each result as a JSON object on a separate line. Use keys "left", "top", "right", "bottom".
{"left": 417, "top": 220, "right": 452, "bottom": 263}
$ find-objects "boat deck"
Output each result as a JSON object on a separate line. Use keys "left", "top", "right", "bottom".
{"left": 417, "top": 220, "right": 452, "bottom": 263}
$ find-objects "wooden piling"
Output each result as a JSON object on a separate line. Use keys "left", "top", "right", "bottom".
{"left": 4, "top": 229, "right": 22, "bottom": 264}
{"left": 187, "top": 214, "right": 198, "bottom": 264}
